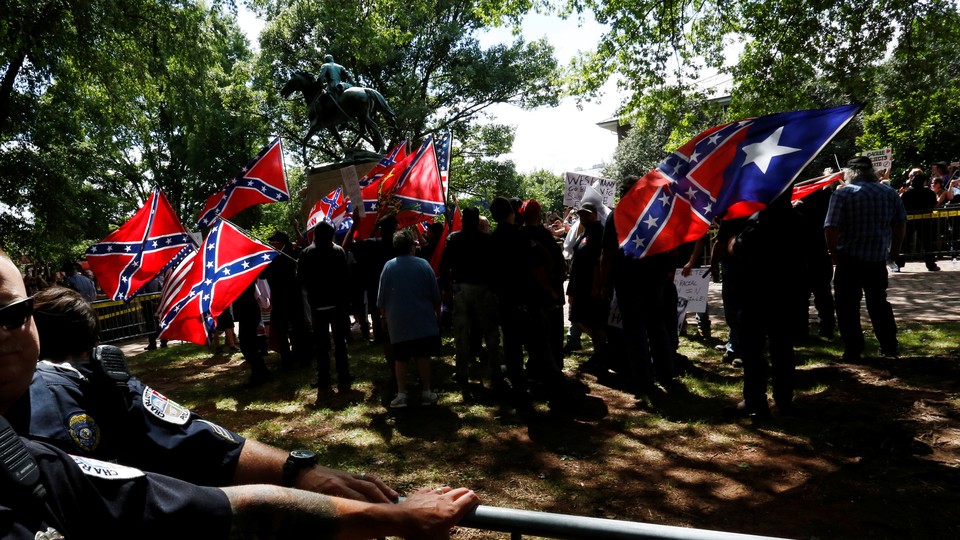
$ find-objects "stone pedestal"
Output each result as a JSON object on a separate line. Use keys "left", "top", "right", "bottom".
{"left": 300, "top": 157, "right": 379, "bottom": 218}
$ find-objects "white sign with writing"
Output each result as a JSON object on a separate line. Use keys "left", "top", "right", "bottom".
{"left": 564, "top": 172, "right": 617, "bottom": 207}
{"left": 340, "top": 166, "right": 363, "bottom": 217}
{"left": 862, "top": 148, "right": 893, "bottom": 171}
{"left": 674, "top": 269, "right": 708, "bottom": 313}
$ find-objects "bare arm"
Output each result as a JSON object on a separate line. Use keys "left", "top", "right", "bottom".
{"left": 681, "top": 235, "right": 707, "bottom": 277}
{"left": 225, "top": 485, "right": 478, "bottom": 540}
{"left": 233, "top": 439, "right": 398, "bottom": 503}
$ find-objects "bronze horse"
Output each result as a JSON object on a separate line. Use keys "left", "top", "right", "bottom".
{"left": 280, "top": 70, "right": 397, "bottom": 154}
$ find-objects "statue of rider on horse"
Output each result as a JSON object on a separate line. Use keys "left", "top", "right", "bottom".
{"left": 281, "top": 55, "right": 397, "bottom": 156}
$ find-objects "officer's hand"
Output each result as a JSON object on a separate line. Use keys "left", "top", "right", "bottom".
{"left": 395, "top": 486, "right": 479, "bottom": 540}
{"left": 299, "top": 466, "right": 398, "bottom": 503}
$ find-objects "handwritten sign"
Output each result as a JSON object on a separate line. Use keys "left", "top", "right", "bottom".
{"left": 674, "top": 269, "right": 708, "bottom": 313}
{"left": 862, "top": 148, "right": 893, "bottom": 171}
{"left": 564, "top": 172, "right": 617, "bottom": 207}
{"left": 340, "top": 166, "right": 363, "bottom": 217}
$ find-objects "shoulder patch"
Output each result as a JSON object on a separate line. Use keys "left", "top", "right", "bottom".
{"left": 195, "top": 419, "right": 237, "bottom": 442}
{"left": 68, "top": 413, "right": 100, "bottom": 452}
{"left": 70, "top": 455, "right": 145, "bottom": 480}
{"left": 142, "top": 386, "right": 191, "bottom": 425}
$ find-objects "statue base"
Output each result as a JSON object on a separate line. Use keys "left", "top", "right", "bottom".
{"left": 301, "top": 156, "right": 380, "bottom": 219}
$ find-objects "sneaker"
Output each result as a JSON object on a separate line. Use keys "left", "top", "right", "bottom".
{"left": 421, "top": 391, "right": 438, "bottom": 405}
{"left": 389, "top": 394, "right": 408, "bottom": 408}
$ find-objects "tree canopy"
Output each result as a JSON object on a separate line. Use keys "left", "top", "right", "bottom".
{"left": 568, "top": 0, "right": 960, "bottom": 179}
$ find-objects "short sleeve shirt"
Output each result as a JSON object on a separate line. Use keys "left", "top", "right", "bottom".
{"left": 824, "top": 180, "right": 907, "bottom": 262}
{"left": 12, "top": 362, "right": 246, "bottom": 487}
{"left": 2, "top": 438, "right": 231, "bottom": 540}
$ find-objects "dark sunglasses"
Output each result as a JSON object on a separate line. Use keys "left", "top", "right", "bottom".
{"left": 0, "top": 296, "right": 34, "bottom": 331}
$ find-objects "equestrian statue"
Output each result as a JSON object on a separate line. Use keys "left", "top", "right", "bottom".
{"left": 281, "top": 55, "right": 397, "bottom": 155}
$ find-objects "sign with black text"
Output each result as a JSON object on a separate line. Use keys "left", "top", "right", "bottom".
{"left": 564, "top": 172, "right": 617, "bottom": 208}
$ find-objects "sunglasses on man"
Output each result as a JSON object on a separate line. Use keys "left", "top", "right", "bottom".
{"left": 0, "top": 296, "right": 34, "bottom": 331}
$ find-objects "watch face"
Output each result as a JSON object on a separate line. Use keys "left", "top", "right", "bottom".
{"left": 290, "top": 450, "right": 316, "bottom": 462}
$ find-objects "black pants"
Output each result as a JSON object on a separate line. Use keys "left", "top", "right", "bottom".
{"left": 834, "top": 256, "right": 899, "bottom": 357}
{"left": 270, "top": 293, "right": 311, "bottom": 366}
{"left": 312, "top": 306, "right": 352, "bottom": 386}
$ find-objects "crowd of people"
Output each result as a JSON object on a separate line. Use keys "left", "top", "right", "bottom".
{"left": 2, "top": 150, "right": 945, "bottom": 537}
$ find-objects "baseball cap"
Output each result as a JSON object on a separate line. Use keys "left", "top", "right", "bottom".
{"left": 846, "top": 156, "right": 874, "bottom": 170}
{"left": 267, "top": 231, "right": 289, "bottom": 244}
{"left": 519, "top": 199, "right": 541, "bottom": 218}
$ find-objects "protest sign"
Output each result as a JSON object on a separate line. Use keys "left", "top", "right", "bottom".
{"left": 340, "top": 165, "right": 363, "bottom": 217}
{"left": 862, "top": 148, "right": 893, "bottom": 171}
{"left": 564, "top": 171, "right": 617, "bottom": 207}
{"left": 674, "top": 268, "right": 708, "bottom": 313}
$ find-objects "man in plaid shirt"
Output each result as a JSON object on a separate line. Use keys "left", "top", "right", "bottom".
{"left": 824, "top": 156, "right": 907, "bottom": 362}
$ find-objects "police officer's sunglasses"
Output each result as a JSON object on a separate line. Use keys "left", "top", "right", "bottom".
{"left": 0, "top": 296, "right": 34, "bottom": 331}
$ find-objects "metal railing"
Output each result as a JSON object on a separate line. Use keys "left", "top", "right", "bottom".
{"left": 91, "top": 292, "right": 160, "bottom": 344}
{"left": 459, "top": 504, "right": 789, "bottom": 540}
{"left": 395, "top": 500, "right": 790, "bottom": 540}
{"left": 901, "top": 208, "right": 960, "bottom": 260}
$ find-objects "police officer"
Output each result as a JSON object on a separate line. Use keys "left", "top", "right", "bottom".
{"left": 1, "top": 416, "right": 477, "bottom": 539}
{"left": 0, "top": 248, "right": 396, "bottom": 502}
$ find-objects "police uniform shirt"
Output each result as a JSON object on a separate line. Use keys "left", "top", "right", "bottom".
{"left": 1, "top": 438, "right": 231, "bottom": 540}
{"left": 10, "top": 362, "right": 246, "bottom": 487}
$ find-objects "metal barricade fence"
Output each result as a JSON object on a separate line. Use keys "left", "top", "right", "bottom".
{"left": 91, "top": 292, "right": 160, "bottom": 344}
{"left": 902, "top": 208, "right": 960, "bottom": 261}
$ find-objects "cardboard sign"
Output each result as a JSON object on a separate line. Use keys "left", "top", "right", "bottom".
{"left": 564, "top": 172, "right": 617, "bottom": 207}
{"left": 862, "top": 148, "right": 893, "bottom": 171}
{"left": 340, "top": 166, "right": 363, "bottom": 217}
{"left": 674, "top": 269, "right": 708, "bottom": 313}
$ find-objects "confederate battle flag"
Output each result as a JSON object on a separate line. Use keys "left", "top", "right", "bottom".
{"left": 86, "top": 187, "right": 196, "bottom": 301}
{"left": 157, "top": 219, "right": 277, "bottom": 346}
{"left": 196, "top": 137, "right": 289, "bottom": 228}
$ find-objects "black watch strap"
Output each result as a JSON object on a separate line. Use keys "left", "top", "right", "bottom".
{"left": 282, "top": 450, "right": 316, "bottom": 487}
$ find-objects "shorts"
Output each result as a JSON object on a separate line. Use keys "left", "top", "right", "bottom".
{"left": 216, "top": 306, "right": 234, "bottom": 330}
{"left": 391, "top": 334, "right": 441, "bottom": 361}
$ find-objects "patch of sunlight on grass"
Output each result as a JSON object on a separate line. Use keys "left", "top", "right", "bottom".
{"left": 800, "top": 383, "right": 829, "bottom": 396}
{"left": 900, "top": 322, "right": 960, "bottom": 355}
{"left": 214, "top": 397, "right": 239, "bottom": 412}
{"left": 243, "top": 398, "right": 306, "bottom": 414}
{"left": 683, "top": 375, "right": 742, "bottom": 399}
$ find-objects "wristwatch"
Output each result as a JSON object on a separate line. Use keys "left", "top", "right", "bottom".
{"left": 282, "top": 450, "right": 317, "bottom": 487}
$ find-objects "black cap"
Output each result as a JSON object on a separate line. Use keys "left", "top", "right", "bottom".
{"left": 846, "top": 156, "right": 874, "bottom": 170}
{"left": 267, "top": 231, "right": 289, "bottom": 244}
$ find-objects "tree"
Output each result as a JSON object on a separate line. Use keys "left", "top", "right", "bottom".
{"left": 522, "top": 169, "right": 564, "bottom": 214}
{"left": 563, "top": 0, "right": 960, "bottom": 122}
{"left": 859, "top": 5, "right": 960, "bottom": 169}
{"left": 251, "top": 0, "right": 562, "bottom": 182}
{"left": 1, "top": 1, "right": 266, "bottom": 262}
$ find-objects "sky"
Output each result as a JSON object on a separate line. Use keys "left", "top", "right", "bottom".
{"left": 236, "top": 8, "right": 623, "bottom": 175}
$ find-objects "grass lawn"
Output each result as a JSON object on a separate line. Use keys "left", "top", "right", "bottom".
{"left": 128, "top": 321, "right": 960, "bottom": 539}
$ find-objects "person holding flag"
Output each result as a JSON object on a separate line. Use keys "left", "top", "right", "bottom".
{"left": 298, "top": 221, "right": 355, "bottom": 395}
